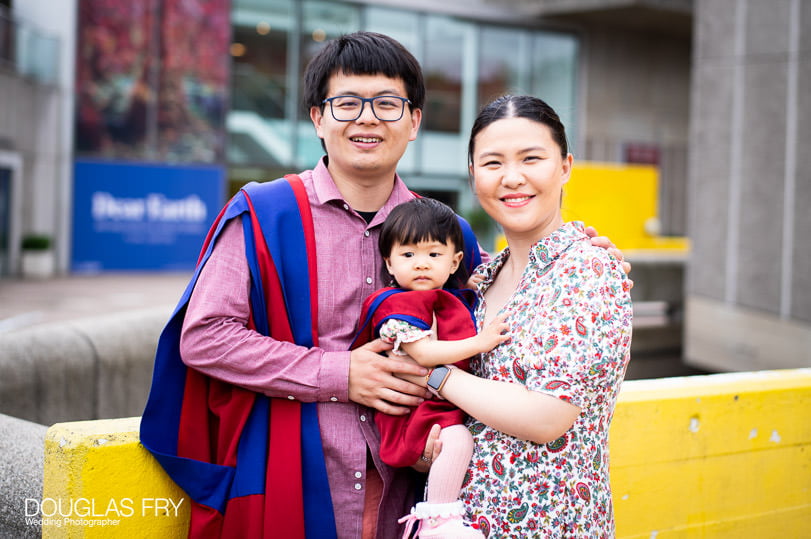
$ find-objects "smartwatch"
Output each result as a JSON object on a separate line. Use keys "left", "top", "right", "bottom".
{"left": 426, "top": 365, "right": 453, "bottom": 398}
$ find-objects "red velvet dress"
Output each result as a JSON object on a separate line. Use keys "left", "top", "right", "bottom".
{"left": 352, "top": 287, "right": 476, "bottom": 467}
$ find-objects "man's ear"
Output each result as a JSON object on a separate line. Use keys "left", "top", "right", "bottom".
{"left": 408, "top": 108, "right": 422, "bottom": 142}
{"left": 310, "top": 106, "right": 325, "bottom": 139}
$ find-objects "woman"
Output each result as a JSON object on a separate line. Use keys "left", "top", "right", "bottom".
{"left": 421, "top": 95, "right": 633, "bottom": 538}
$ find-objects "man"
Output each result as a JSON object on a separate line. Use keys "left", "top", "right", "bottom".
{"left": 141, "top": 31, "right": 626, "bottom": 538}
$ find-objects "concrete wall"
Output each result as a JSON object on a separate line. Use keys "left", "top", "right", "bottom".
{"left": 13, "top": 0, "right": 78, "bottom": 273}
{"left": 0, "top": 308, "right": 167, "bottom": 425}
{"left": 579, "top": 24, "right": 692, "bottom": 236}
{"left": 32, "top": 369, "right": 811, "bottom": 538}
{"left": 0, "top": 413, "right": 46, "bottom": 538}
{"left": 0, "top": 70, "right": 62, "bottom": 276}
{"left": 685, "top": 0, "right": 811, "bottom": 371}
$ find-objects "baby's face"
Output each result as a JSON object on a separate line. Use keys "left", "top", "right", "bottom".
{"left": 385, "top": 239, "right": 463, "bottom": 291}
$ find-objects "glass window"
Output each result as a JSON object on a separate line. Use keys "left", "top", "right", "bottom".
{"left": 229, "top": 0, "right": 294, "bottom": 170}
{"left": 422, "top": 15, "right": 465, "bottom": 134}
{"left": 417, "top": 15, "right": 471, "bottom": 178}
{"left": 532, "top": 32, "right": 579, "bottom": 146}
{"left": 478, "top": 27, "right": 531, "bottom": 108}
{"left": 295, "top": 1, "right": 361, "bottom": 167}
{"left": 365, "top": 6, "right": 422, "bottom": 175}
{"left": 365, "top": 6, "right": 421, "bottom": 56}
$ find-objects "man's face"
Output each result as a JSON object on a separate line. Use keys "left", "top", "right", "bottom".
{"left": 310, "top": 72, "right": 422, "bottom": 185}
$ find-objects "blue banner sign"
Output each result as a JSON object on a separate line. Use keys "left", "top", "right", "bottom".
{"left": 72, "top": 160, "right": 224, "bottom": 272}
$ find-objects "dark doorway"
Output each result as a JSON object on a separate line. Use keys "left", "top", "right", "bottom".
{"left": 0, "top": 167, "right": 10, "bottom": 276}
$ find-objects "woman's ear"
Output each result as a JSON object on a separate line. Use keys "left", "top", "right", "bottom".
{"left": 561, "top": 153, "right": 573, "bottom": 184}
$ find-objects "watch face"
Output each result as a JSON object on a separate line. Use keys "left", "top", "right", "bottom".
{"left": 428, "top": 366, "right": 449, "bottom": 389}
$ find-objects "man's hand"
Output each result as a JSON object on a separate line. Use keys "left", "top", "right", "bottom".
{"left": 348, "top": 339, "right": 430, "bottom": 415}
{"left": 584, "top": 225, "right": 633, "bottom": 279}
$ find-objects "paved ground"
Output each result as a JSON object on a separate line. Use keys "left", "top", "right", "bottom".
{"left": 0, "top": 272, "right": 192, "bottom": 333}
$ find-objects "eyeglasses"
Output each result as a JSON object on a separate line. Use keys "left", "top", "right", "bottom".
{"left": 322, "top": 95, "right": 411, "bottom": 122}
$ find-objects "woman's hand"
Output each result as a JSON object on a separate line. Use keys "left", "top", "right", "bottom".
{"left": 412, "top": 423, "right": 443, "bottom": 473}
{"left": 476, "top": 313, "right": 510, "bottom": 351}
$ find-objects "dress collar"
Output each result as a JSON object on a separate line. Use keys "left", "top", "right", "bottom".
{"left": 477, "top": 221, "right": 588, "bottom": 288}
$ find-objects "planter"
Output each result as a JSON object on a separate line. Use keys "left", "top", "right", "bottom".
{"left": 20, "top": 235, "right": 55, "bottom": 279}
{"left": 21, "top": 249, "right": 56, "bottom": 279}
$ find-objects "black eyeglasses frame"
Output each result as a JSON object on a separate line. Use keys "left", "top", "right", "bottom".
{"left": 321, "top": 95, "right": 412, "bottom": 122}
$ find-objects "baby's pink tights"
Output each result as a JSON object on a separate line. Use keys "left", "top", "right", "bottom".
{"left": 425, "top": 424, "right": 474, "bottom": 503}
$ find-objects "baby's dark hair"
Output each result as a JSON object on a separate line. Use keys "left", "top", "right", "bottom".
{"left": 379, "top": 198, "right": 467, "bottom": 287}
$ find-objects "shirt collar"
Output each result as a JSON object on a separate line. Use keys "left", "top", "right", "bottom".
{"left": 311, "top": 156, "right": 415, "bottom": 226}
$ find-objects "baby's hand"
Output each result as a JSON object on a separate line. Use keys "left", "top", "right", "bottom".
{"left": 465, "top": 274, "right": 485, "bottom": 290}
{"left": 478, "top": 313, "right": 510, "bottom": 351}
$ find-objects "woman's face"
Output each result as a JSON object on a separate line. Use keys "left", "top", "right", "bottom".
{"left": 470, "top": 116, "right": 572, "bottom": 245}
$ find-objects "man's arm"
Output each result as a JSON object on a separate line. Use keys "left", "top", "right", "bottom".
{"left": 181, "top": 218, "right": 428, "bottom": 413}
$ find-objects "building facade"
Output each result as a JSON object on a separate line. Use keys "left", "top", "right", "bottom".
{"left": 5, "top": 1, "right": 805, "bottom": 369}
{"left": 2, "top": 0, "right": 692, "bottom": 274}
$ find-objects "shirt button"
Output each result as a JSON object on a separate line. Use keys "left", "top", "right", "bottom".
{"left": 359, "top": 414, "right": 367, "bottom": 422}
{"left": 354, "top": 471, "right": 362, "bottom": 479}
{"left": 343, "top": 203, "right": 350, "bottom": 211}
{"left": 364, "top": 230, "right": 370, "bottom": 237}
{"left": 330, "top": 396, "right": 338, "bottom": 402}
{"left": 366, "top": 277, "right": 372, "bottom": 284}
{"left": 287, "top": 395, "right": 295, "bottom": 400}
{"left": 354, "top": 483, "right": 362, "bottom": 490}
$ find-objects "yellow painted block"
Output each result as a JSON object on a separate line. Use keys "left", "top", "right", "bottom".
{"left": 616, "top": 504, "right": 811, "bottom": 539}
{"left": 612, "top": 445, "right": 811, "bottom": 535}
{"left": 41, "top": 417, "right": 189, "bottom": 538}
{"left": 611, "top": 369, "right": 811, "bottom": 539}
{"left": 562, "top": 161, "right": 689, "bottom": 252}
{"left": 36, "top": 370, "right": 811, "bottom": 538}
{"left": 610, "top": 376, "right": 811, "bottom": 467}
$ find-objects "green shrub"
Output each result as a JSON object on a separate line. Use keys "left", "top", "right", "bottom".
{"left": 21, "top": 234, "right": 52, "bottom": 250}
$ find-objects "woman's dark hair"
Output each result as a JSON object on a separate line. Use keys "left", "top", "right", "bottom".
{"left": 467, "top": 95, "right": 569, "bottom": 167}
{"left": 379, "top": 198, "right": 467, "bottom": 288}
{"left": 303, "top": 31, "right": 425, "bottom": 111}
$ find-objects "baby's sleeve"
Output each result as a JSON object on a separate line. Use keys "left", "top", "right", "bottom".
{"left": 378, "top": 319, "right": 433, "bottom": 356}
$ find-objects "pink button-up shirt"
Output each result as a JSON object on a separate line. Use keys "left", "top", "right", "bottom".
{"left": 180, "top": 158, "right": 420, "bottom": 538}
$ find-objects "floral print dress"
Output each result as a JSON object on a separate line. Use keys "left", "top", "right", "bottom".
{"left": 460, "top": 221, "right": 633, "bottom": 538}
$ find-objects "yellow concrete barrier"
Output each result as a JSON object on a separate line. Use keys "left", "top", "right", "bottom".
{"left": 41, "top": 417, "right": 188, "bottom": 538}
{"left": 39, "top": 369, "right": 811, "bottom": 538}
{"left": 610, "top": 368, "right": 811, "bottom": 538}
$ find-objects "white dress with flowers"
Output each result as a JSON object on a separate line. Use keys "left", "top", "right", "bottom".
{"left": 460, "top": 222, "right": 633, "bottom": 538}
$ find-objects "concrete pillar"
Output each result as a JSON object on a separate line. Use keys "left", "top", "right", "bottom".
{"left": 685, "top": 0, "right": 811, "bottom": 370}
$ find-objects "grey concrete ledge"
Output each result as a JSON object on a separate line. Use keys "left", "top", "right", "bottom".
{"left": 0, "top": 413, "right": 46, "bottom": 539}
{"left": 0, "top": 307, "right": 170, "bottom": 426}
